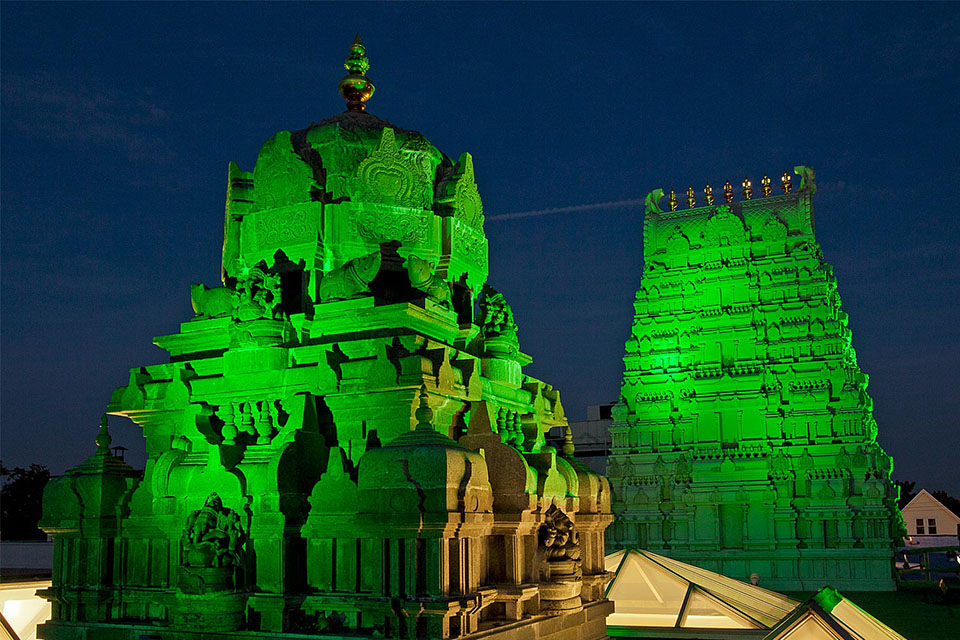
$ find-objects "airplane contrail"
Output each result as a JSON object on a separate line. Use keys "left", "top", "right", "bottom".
{"left": 486, "top": 198, "right": 645, "bottom": 222}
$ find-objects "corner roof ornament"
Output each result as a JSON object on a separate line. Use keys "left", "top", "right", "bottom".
{"left": 338, "top": 34, "right": 375, "bottom": 112}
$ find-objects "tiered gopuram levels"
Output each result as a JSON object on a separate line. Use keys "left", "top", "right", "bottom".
{"left": 39, "top": 39, "right": 613, "bottom": 640}
{"left": 605, "top": 170, "right": 904, "bottom": 591}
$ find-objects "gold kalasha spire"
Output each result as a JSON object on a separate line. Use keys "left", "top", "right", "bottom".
{"left": 704, "top": 183, "right": 715, "bottom": 206}
{"left": 761, "top": 174, "right": 772, "bottom": 197}
{"left": 742, "top": 177, "right": 753, "bottom": 200}
{"left": 668, "top": 188, "right": 678, "bottom": 211}
{"left": 723, "top": 180, "right": 734, "bottom": 203}
{"left": 338, "top": 34, "right": 375, "bottom": 112}
{"left": 686, "top": 185, "right": 696, "bottom": 208}
{"left": 781, "top": 171, "right": 793, "bottom": 194}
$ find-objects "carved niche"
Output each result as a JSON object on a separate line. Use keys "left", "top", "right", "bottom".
{"left": 179, "top": 493, "right": 246, "bottom": 594}
{"left": 348, "top": 127, "right": 430, "bottom": 209}
{"left": 704, "top": 205, "right": 746, "bottom": 247}
{"left": 537, "top": 504, "right": 583, "bottom": 615}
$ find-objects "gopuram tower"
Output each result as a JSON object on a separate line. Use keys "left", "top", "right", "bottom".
{"left": 38, "top": 38, "right": 613, "bottom": 640}
{"left": 606, "top": 170, "right": 904, "bottom": 591}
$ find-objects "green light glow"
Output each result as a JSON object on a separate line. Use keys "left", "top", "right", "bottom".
{"left": 606, "top": 167, "right": 905, "bottom": 592}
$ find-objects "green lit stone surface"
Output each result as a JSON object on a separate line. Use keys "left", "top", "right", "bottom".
{"left": 606, "top": 168, "right": 904, "bottom": 591}
{"left": 37, "top": 64, "right": 613, "bottom": 637}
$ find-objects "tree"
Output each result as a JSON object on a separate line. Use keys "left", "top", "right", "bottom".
{"left": 0, "top": 462, "right": 51, "bottom": 540}
{"left": 931, "top": 490, "right": 960, "bottom": 519}
{"left": 895, "top": 480, "right": 917, "bottom": 509}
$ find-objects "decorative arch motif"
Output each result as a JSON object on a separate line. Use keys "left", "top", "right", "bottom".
{"left": 704, "top": 206, "right": 746, "bottom": 247}
{"left": 348, "top": 128, "right": 429, "bottom": 208}
{"left": 453, "top": 153, "right": 484, "bottom": 228}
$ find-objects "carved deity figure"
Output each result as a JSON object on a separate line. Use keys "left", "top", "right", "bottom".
{"left": 477, "top": 285, "right": 519, "bottom": 358}
{"left": 538, "top": 505, "right": 582, "bottom": 579}
{"left": 236, "top": 267, "right": 281, "bottom": 320}
{"left": 183, "top": 493, "right": 244, "bottom": 569}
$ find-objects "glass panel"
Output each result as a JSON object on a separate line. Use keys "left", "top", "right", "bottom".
{"left": 916, "top": 518, "right": 925, "bottom": 534}
{"left": 928, "top": 519, "right": 938, "bottom": 534}
{"left": 679, "top": 587, "right": 760, "bottom": 629}
{"left": 604, "top": 549, "right": 626, "bottom": 573}
{"left": 774, "top": 613, "right": 840, "bottom": 640}
{"left": 641, "top": 550, "right": 797, "bottom": 627}
{"left": 0, "top": 581, "right": 52, "bottom": 640}
{"left": 606, "top": 551, "right": 689, "bottom": 627}
{"left": 830, "top": 599, "right": 909, "bottom": 640}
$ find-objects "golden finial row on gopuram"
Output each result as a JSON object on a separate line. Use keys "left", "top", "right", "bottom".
{"left": 666, "top": 171, "right": 798, "bottom": 209}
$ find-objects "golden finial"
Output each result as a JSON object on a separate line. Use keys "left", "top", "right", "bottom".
{"left": 686, "top": 185, "right": 696, "bottom": 208}
{"left": 742, "top": 177, "right": 753, "bottom": 200}
{"left": 704, "top": 183, "right": 715, "bottom": 206}
{"left": 761, "top": 174, "right": 772, "bottom": 197}
{"left": 781, "top": 171, "right": 793, "bottom": 194}
{"left": 668, "top": 188, "right": 678, "bottom": 211}
{"left": 723, "top": 180, "right": 734, "bottom": 203}
{"left": 338, "top": 34, "right": 375, "bottom": 112}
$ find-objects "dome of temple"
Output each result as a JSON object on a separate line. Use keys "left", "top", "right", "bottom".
{"left": 357, "top": 387, "right": 493, "bottom": 518}
{"left": 247, "top": 38, "right": 448, "bottom": 211}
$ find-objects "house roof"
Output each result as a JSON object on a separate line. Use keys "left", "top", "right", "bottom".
{"left": 902, "top": 489, "right": 960, "bottom": 521}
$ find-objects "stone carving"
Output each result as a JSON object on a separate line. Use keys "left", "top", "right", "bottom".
{"left": 794, "top": 165, "right": 817, "bottom": 194}
{"left": 253, "top": 208, "right": 312, "bottom": 251}
{"left": 348, "top": 127, "right": 429, "bottom": 208}
{"left": 190, "top": 283, "right": 238, "bottom": 319}
{"left": 350, "top": 206, "right": 429, "bottom": 243}
{"left": 453, "top": 217, "right": 489, "bottom": 270}
{"left": 704, "top": 205, "right": 746, "bottom": 247}
{"left": 318, "top": 251, "right": 381, "bottom": 302}
{"left": 252, "top": 131, "right": 315, "bottom": 212}
{"left": 183, "top": 493, "right": 244, "bottom": 570}
{"left": 665, "top": 227, "right": 690, "bottom": 253}
{"left": 761, "top": 215, "right": 788, "bottom": 244}
{"left": 478, "top": 285, "right": 520, "bottom": 358}
{"left": 644, "top": 188, "right": 664, "bottom": 215}
{"left": 217, "top": 399, "right": 284, "bottom": 445}
{"left": 405, "top": 254, "right": 451, "bottom": 306}
{"left": 538, "top": 505, "right": 583, "bottom": 614}
{"left": 453, "top": 153, "right": 484, "bottom": 227}
{"left": 236, "top": 267, "right": 281, "bottom": 321}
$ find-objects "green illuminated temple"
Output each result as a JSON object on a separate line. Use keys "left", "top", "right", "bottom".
{"left": 605, "top": 173, "right": 904, "bottom": 591}
{"left": 38, "top": 39, "right": 614, "bottom": 639}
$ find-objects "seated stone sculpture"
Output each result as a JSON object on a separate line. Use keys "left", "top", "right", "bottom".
{"left": 183, "top": 493, "right": 244, "bottom": 571}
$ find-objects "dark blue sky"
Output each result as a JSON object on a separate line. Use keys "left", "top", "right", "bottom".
{"left": 2, "top": 3, "right": 958, "bottom": 495}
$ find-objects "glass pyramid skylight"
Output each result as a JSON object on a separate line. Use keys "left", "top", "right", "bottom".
{"left": 762, "top": 587, "right": 909, "bottom": 640}
{"left": 605, "top": 549, "right": 798, "bottom": 631}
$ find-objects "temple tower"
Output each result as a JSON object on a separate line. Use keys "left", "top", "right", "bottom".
{"left": 606, "top": 169, "right": 904, "bottom": 591}
{"left": 39, "top": 39, "right": 613, "bottom": 639}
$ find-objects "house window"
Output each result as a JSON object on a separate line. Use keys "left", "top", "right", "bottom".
{"left": 916, "top": 518, "right": 925, "bottom": 534}
{"left": 928, "top": 518, "right": 938, "bottom": 535}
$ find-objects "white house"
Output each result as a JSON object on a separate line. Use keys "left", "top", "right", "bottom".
{"left": 902, "top": 489, "right": 960, "bottom": 542}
